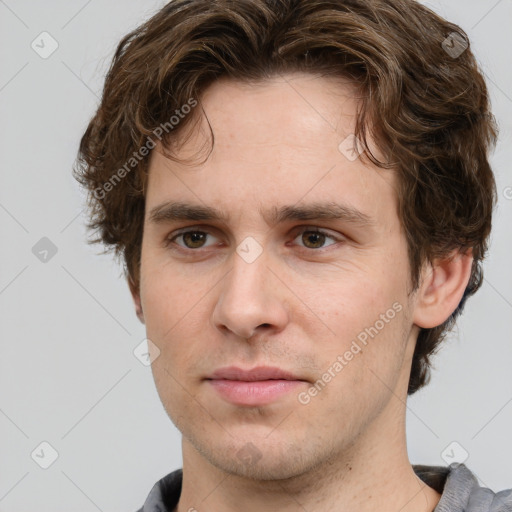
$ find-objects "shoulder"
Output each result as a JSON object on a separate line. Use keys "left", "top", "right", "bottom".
{"left": 135, "top": 468, "right": 183, "bottom": 512}
{"left": 414, "top": 463, "right": 512, "bottom": 511}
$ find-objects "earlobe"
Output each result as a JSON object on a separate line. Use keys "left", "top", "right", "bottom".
{"left": 128, "top": 276, "right": 145, "bottom": 324}
{"left": 413, "top": 249, "right": 474, "bottom": 329}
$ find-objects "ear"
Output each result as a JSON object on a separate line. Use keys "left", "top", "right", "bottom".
{"left": 128, "top": 276, "right": 145, "bottom": 324}
{"left": 413, "top": 248, "right": 474, "bottom": 329}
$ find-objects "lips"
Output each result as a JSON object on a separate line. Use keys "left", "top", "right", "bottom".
{"left": 206, "top": 366, "right": 306, "bottom": 382}
{"left": 206, "top": 366, "right": 307, "bottom": 406}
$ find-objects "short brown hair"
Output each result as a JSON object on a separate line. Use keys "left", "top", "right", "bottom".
{"left": 73, "top": 0, "right": 498, "bottom": 395}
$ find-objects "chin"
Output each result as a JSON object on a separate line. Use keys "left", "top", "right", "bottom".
{"left": 191, "top": 432, "right": 329, "bottom": 482}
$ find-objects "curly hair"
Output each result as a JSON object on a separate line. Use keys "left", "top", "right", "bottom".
{"left": 73, "top": 0, "right": 498, "bottom": 395}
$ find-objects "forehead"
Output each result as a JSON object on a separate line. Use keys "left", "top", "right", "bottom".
{"left": 201, "top": 72, "right": 360, "bottom": 144}
{"left": 158, "top": 72, "right": 364, "bottom": 161}
{"left": 145, "top": 72, "right": 397, "bottom": 226}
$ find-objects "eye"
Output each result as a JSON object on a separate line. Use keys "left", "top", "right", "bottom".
{"left": 166, "top": 229, "right": 220, "bottom": 250}
{"left": 291, "top": 228, "right": 340, "bottom": 250}
{"left": 164, "top": 226, "right": 342, "bottom": 253}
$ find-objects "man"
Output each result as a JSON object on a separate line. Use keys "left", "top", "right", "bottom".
{"left": 73, "top": 0, "right": 511, "bottom": 510}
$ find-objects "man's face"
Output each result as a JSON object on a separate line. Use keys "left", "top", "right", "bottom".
{"left": 138, "top": 73, "right": 420, "bottom": 479}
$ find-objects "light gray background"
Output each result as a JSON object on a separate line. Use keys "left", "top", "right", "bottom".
{"left": 0, "top": 0, "right": 511, "bottom": 510}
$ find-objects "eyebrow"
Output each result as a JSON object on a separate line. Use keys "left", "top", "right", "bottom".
{"left": 148, "top": 201, "right": 375, "bottom": 229}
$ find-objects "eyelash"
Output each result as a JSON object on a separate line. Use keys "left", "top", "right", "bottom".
{"left": 164, "top": 226, "right": 343, "bottom": 254}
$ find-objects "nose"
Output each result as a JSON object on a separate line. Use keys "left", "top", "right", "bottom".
{"left": 211, "top": 248, "right": 290, "bottom": 340}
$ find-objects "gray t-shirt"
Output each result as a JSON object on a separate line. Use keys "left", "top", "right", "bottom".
{"left": 137, "top": 463, "right": 512, "bottom": 511}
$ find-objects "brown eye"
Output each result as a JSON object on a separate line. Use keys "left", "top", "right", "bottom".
{"left": 181, "top": 231, "right": 208, "bottom": 249}
{"left": 294, "top": 228, "right": 338, "bottom": 250}
{"left": 301, "top": 231, "right": 327, "bottom": 249}
{"left": 168, "top": 230, "right": 220, "bottom": 250}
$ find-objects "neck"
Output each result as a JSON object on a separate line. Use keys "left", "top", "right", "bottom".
{"left": 175, "top": 397, "right": 441, "bottom": 512}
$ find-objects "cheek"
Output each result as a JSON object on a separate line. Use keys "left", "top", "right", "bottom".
{"left": 139, "top": 264, "right": 206, "bottom": 387}
{"left": 145, "top": 282, "right": 210, "bottom": 416}
{"left": 140, "top": 252, "right": 206, "bottom": 329}
{"left": 296, "top": 265, "right": 410, "bottom": 392}
{"left": 296, "top": 259, "right": 405, "bottom": 334}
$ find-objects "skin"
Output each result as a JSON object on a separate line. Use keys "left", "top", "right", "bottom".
{"left": 129, "top": 72, "right": 473, "bottom": 512}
